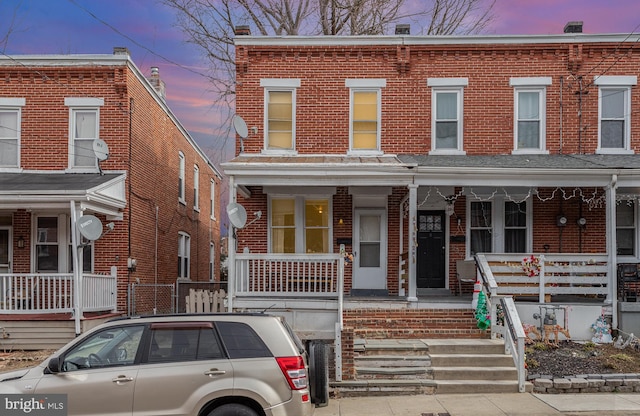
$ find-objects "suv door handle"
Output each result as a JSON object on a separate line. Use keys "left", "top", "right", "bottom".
{"left": 205, "top": 369, "right": 226, "bottom": 376}
{"left": 112, "top": 376, "right": 134, "bottom": 384}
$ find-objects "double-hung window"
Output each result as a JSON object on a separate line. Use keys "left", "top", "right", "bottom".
{"left": 427, "top": 78, "right": 467, "bottom": 154}
{"left": 178, "top": 151, "right": 186, "bottom": 204}
{"left": 178, "top": 232, "right": 190, "bottom": 279}
{"left": 469, "top": 196, "right": 531, "bottom": 256}
{"left": 346, "top": 79, "right": 385, "bottom": 154}
{"left": 510, "top": 78, "right": 551, "bottom": 154}
{"left": 0, "top": 98, "right": 25, "bottom": 169}
{"left": 269, "top": 193, "right": 332, "bottom": 254}
{"left": 210, "top": 179, "right": 216, "bottom": 220}
{"left": 617, "top": 201, "right": 636, "bottom": 256}
{"left": 594, "top": 76, "right": 637, "bottom": 154}
{"left": 261, "top": 79, "right": 299, "bottom": 153}
{"left": 193, "top": 164, "right": 200, "bottom": 211}
{"left": 65, "top": 98, "right": 104, "bottom": 169}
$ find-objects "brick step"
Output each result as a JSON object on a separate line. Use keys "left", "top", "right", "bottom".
{"left": 429, "top": 353, "right": 513, "bottom": 367}
{"left": 431, "top": 366, "right": 517, "bottom": 380}
{"left": 435, "top": 379, "right": 533, "bottom": 394}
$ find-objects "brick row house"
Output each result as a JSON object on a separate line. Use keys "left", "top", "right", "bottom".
{"left": 0, "top": 49, "right": 222, "bottom": 347}
{"left": 223, "top": 24, "right": 640, "bottom": 378}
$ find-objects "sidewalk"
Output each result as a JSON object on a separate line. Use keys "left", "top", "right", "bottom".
{"left": 316, "top": 393, "right": 640, "bottom": 416}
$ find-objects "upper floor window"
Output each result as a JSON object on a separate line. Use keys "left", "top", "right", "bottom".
{"left": 268, "top": 191, "right": 333, "bottom": 254}
{"left": 209, "top": 242, "right": 215, "bottom": 281}
{"left": 193, "top": 164, "right": 200, "bottom": 211}
{"left": 261, "top": 79, "right": 300, "bottom": 153}
{"left": 427, "top": 78, "right": 467, "bottom": 154}
{"left": 178, "top": 151, "right": 186, "bottom": 204}
{"left": 210, "top": 179, "right": 216, "bottom": 220}
{"left": 469, "top": 196, "right": 531, "bottom": 256}
{"left": 65, "top": 98, "right": 104, "bottom": 169}
{"left": 509, "top": 78, "right": 551, "bottom": 154}
{"left": 346, "top": 79, "right": 385, "bottom": 154}
{"left": 178, "top": 232, "right": 190, "bottom": 279}
{"left": 595, "top": 76, "right": 637, "bottom": 154}
{"left": 0, "top": 98, "right": 25, "bottom": 169}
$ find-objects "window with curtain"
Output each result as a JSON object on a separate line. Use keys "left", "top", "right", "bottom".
{"left": 617, "top": 201, "right": 636, "bottom": 256}
{"left": 304, "top": 199, "right": 329, "bottom": 253}
{"left": 71, "top": 109, "right": 99, "bottom": 167}
{"left": 270, "top": 196, "right": 331, "bottom": 254}
{"left": 267, "top": 90, "right": 293, "bottom": 150}
{"left": 504, "top": 201, "right": 527, "bottom": 253}
{"left": 0, "top": 109, "right": 19, "bottom": 167}
{"left": 178, "top": 232, "right": 190, "bottom": 278}
{"left": 600, "top": 88, "right": 627, "bottom": 149}
{"left": 271, "top": 198, "right": 296, "bottom": 253}
{"left": 470, "top": 201, "right": 492, "bottom": 255}
{"left": 516, "top": 90, "right": 541, "bottom": 149}
{"left": 351, "top": 90, "right": 379, "bottom": 150}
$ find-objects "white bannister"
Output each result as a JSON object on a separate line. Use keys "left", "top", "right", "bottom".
{"left": 491, "top": 296, "right": 527, "bottom": 393}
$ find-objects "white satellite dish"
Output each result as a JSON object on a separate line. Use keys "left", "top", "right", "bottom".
{"left": 232, "top": 115, "right": 249, "bottom": 138}
{"left": 93, "top": 139, "right": 110, "bottom": 161}
{"left": 227, "top": 202, "right": 247, "bottom": 229}
{"left": 77, "top": 215, "right": 104, "bottom": 241}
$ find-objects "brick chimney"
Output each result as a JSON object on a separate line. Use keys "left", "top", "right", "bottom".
{"left": 148, "top": 67, "right": 166, "bottom": 101}
{"left": 113, "top": 46, "right": 130, "bottom": 56}
{"left": 395, "top": 24, "right": 410, "bottom": 35}
{"left": 564, "top": 21, "right": 583, "bottom": 33}
{"left": 235, "top": 25, "right": 251, "bottom": 36}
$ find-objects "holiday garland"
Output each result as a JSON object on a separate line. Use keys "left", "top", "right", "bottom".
{"left": 521, "top": 255, "right": 541, "bottom": 277}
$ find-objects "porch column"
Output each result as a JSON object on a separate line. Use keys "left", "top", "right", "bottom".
{"left": 69, "top": 201, "right": 83, "bottom": 335}
{"left": 407, "top": 184, "right": 418, "bottom": 301}
{"left": 606, "top": 175, "right": 618, "bottom": 328}
{"left": 226, "top": 176, "right": 236, "bottom": 312}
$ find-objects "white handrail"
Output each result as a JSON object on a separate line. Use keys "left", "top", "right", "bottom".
{"left": 491, "top": 295, "right": 527, "bottom": 393}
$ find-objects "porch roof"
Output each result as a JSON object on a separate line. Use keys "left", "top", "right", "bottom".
{"left": 0, "top": 172, "right": 127, "bottom": 218}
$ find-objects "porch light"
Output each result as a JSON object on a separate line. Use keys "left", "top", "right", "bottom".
{"left": 17, "top": 236, "right": 24, "bottom": 248}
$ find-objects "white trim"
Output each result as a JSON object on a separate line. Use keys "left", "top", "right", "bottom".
{"left": 0, "top": 98, "right": 25, "bottom": 106}
{"left": 178, "top": 151, "right": 186, "bottom": 204}
{"left": 427, "top": 78, "right": 468, "bottom": 87}
{"left": 264, "top": 186, "right": 337, "bottom": 195}
{"left": 260, "top": 79, "right": 301, "bottom": 88}
{"left": 594, "top": 75, "right": 637, "bottom": 86}
{"left": 511, "top": 86, "right": 548, "bottom": 153}
{"left": 345, "top": 79, "right": 386, "bottom": 88}
{"left": 64, "top": 97, "right": 104, "bottom": 107}
{"left": 428, "top": 85, "right": 466, "bottom": 154}
{"left": 596, "top": 85, "right": 633, "bottom": 153}
{"left": 509, "top": 77, "right": 552, "bottom": 87}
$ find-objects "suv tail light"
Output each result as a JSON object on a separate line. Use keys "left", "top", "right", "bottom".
{"left": 275, "top": 356, "right": 308, "bottom": 390}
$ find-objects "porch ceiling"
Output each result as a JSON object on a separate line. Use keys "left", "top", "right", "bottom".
{"left": 0, "top": 172, "right": 126, "bottom": 216}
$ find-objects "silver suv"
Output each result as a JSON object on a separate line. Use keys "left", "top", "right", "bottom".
{"left": 0, "top": 313, "right": 327, "bottom": 416}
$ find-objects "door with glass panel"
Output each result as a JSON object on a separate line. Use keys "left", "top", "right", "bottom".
{"left": 0, "top": 228, "right": 10, "bottom": 273}
{"left": 352, "top": 209, "right": 387, "bottom": 290}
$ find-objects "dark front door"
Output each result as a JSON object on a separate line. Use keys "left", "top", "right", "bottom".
{"left": 416, "top": 210, "right": 446, "bottom": 289}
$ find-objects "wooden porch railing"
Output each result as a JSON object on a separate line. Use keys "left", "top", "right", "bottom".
{"left": 0, "top": 272, "right": 117, "bottom": 314}
{"left": 234, "top": 253, "right": 343, "bottom": 297}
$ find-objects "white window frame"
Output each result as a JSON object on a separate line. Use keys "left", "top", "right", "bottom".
{"left": 427, "top": 78, "right": 467, "bottom": 155}
{"left": 0, "top": 98, "right": 25, "bottom": 170}
{"left": 616, "top": 200, "right": 638, "bottom": 260}
{"left": 509, "top": 78, "right": 551, "bottom": 155}
{"left": 178, "top": 151, "right": 186, "bottom": 204}
{"left": 346, "top": 79, "right": 386, "bottom": 155}
{"left": 261, "top": 79, "right": 300, "bottom": 155}
{"left": 178, "top": 232, "right": 191, "bottom": 279}
{"left": 193, "top": 164, "right": 200, "bottom": 211}
{"left": 467, "top": 195, "right": 532, "bottom": 257}
{"left": 209, "top": 242, "right": 215, "bottom": 281}
{"left": 266, "top": 187, "right": 336, "bottom": 254}
{"left": 65, "top": 97, "right": 104, "bottom": 171}
{"left": 210, "top": 179, "right": 216, "bottom": 220}
{"left": 594, "top": 75, "right": 637, "bottom": 154}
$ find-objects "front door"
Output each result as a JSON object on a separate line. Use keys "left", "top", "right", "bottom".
{"left": 416, "top": 211, "right": 446, "bottom": 289}
{"left": 352, "top": 209, "right": 387, "bottom": 292}
{"left": 0, "top": 228, "right": 10, "bottom": 273}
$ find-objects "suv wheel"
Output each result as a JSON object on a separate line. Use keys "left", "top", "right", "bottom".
{"left": 208, "top": 403, "right": 258, "bottom": 416}
{"left": 308, "top": 341, "right": 329, "bottom": 407}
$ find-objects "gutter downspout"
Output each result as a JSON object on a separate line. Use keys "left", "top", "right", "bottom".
{"left": 227, "top": 175, "right": 236, "bottom": 312}
{"left": 606, "top": 174, "right": 618, "bottom": 328}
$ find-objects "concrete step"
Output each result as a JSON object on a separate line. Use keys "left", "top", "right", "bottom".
{"left": 430, "top": 353, "right": 513, "bottom": 367}
{"left": 355, "top": 366, "right": 433, "bottom": 380}
{"left": 435, "top": 379, "right": 533, "bottom": 394}
{"left": 431, "top": 366, "right": 517, "bottom": 380}
{"left": 355, "top": 354, "right": 432, "bottom": 367}
{"left": 354, "top": 339, "right": 430, "bottom": 355}
{"left": 330, "top": 379, "right": 437, "bottom": 397}
{"left": 426, "top": 338, "right": 505, "bottom": 355}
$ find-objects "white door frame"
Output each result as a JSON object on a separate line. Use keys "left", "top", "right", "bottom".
{"left": 352, "top": 208, "right": 387, "bottom": 290}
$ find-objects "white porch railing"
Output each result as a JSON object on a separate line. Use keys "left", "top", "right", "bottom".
{"left": 491, "top": 296, "right": 527, "bottom": 393}
{"left": 234, "top": 253, "right": 343, "bottom": 297}
{"left": 0, "top": 272, "right": 117, "bottom": 315}
{"left": 475, "top": 253, "right": 609, "bottom": 302}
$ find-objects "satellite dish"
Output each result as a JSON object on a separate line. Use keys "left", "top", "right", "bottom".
{"left": 77, "top": 215, "right": 104, "bottom": 241}
{"left": 227, "top": 202, "right": 247, "bottom": 229}
{"left": 93, "top": 139, "right": 110, "bottom": 161}
{"left": 232, "top": 115, "right": 249, "bottom": 139}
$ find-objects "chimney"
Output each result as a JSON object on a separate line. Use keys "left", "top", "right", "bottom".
{"left": 564, "top": 21, "right": 583, "bottom": 33}
{"left": 234, "top": 25, "right": 251, "bottom": 36}
{"left": 113, "top": 46, "right": 130, "bottom": 56}
{"left": 148, "top": 66, "right": 166, "bottom": 101}
{"left": 395, "top": 24, "right": 410, "bottom": 35}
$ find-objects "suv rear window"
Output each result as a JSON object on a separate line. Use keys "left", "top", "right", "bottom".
{"left": 217, "top": 321, "right": 272, "bottom": 359}
{"left": 148, "top": 327, "right": 224, "bottom": 363}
